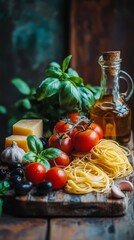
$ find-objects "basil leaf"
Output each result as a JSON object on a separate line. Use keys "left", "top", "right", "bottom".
{"left": 8, "top": 117, "right": 18, "bottom": 130}
{"left": 46, "top": 66, "right": 62, "bottom": 78}
{"left": 40, "top": 147, "right": 62, "bottom": 160}
{"left": 41, "top": 159, "right": 51, "bottom": 171}
{"left": 23, "top": 151, "right": 37, "bottom": 162}
{"left": 68, "top": 76, "right": 84, "bottom": 86}
{"left": 0, "top": 105, "right": 7, "bottom": 114}
{"left": 36, "top": 78, "right": 61, "bottom": 101}
{"left": 59, "top": 81, "right": 80, "bottom": 110}
{"left": 27, "top": 135, "right": 43, "bottom": 153}
{"left": 0, "top": 181, "right": 10, "bottom": 196}
{"left": 22, "top": 111, "right": 41, "bottom": 119}
{"left": 78, "top": 86, "right": 95, "bottom": 111}
{"left": 49, "top": 62, "right": 60, "bottom": 68}
{"left": 62, "top": 55, "right": 72, "bottom": 72}
{"left": 86, "top": 85, "right": 102, "bottom": 100}
{"left": 12, "top": 78, "right": 31, "bottom": 95}
{"left": 67, "top": 68, "right": 79, "bottom": 77}
{"left": 14, "top": 98, "right": 32, "bottom": 110}
{"left": 30, "top": 87, "right": 36, "bottom": 95}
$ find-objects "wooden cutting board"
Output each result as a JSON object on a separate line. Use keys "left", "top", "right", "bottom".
{"left": 3, "top": 141, "right": 134, "bottom": 218}
{"left": 13, "top": 187, "right": 130, "bottom": 217}
{"left": 3, "top": 167, "right": 133, "bottom": 218}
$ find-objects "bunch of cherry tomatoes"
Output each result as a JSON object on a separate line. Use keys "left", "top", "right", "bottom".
{"left": 25, "top": 112, "right": 103, "bottom": 193}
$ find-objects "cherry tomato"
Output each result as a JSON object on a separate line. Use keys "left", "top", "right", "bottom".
{"left": 53, "top": 151, "right": 70, "bottom": 167}
{"left": 53, "top": 120, "right": 73, "bottom": 135}
{"left": 48, "top": 133, "right": 73, "bottom": 155}
{"left": 25, "top": 163, "right": 46, "bottom": 185}
{"left": 45, "top": 167, "right": 67, "bottom": 190}
{"left": 73, "top": 129, "right": 99, "bottom": 152}
{"left": 89, "top": 123, "right": 103, "bottom": 140}
{"left": 67, "top": 112, "right": 80, "bottom": 124}
{"left": 69, "top": 126, "right": 83, "bottom": 139}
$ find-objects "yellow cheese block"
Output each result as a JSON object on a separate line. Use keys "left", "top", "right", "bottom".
{"left": 13, "top": 119, "right": 43, "bottom": 138}
{"left": 5, "top": 135, "right": 29, "bottom": 152}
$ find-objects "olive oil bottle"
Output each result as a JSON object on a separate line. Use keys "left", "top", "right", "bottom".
{"left": 90, "top": 51, "right": 134, "bottom": 144}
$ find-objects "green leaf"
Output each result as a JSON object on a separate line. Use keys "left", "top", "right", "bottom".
{"left": 23, "top": 152, "right": 37, "bottom": 162}
{"left": 0, "top": 105, "right": 7, "bottom": 114}
{"left": 49, "top": 62, "right": 60, "bottom": 68}
{"left": 12, "top": 78, "right": 31, "bottom": 95}
{"left": 59, "top": 81, "right": 80, "bottom": 111}
{"left": 67, "top": 68, "right": 79, "bottom": 77}
{"left": 46, "top": 66, "right": 62, "bottom": 78}
{"left": 36, "top": 78, "right": 61, "bottom": 101}
{"left": 41, "top": 159, "right": 51, "bottom": 171}
{"left": 86, "top": 85, "right": 102, "bottom": 100}
{"left": 40, "top": 148, "right": 62, "bottom": 160}
{"left": 0, "top": 181, "right": 10, "bottom": 196}
{"left": 62, "top": 55, "right": 72, "bottom": 72}
{"left": 27, "top": 135, "right": 43, "bottom": 154}
{"left": 22, "top": 111, "right": 41, "bottom": 119}
{"left": 8, "top": 117, "right": 18, "bottom": 132}
{"left": 30, "top": 87, "right": 36, "bottom": 95}
{"left": 35, "top": 158, "right": 50, "bottom": 171}
{"left": 14, "top": 98, "right": 32, "bottom": 110}
{"left": 68, "top": 76, "right": 84, "bottom": 86}
{"left": 78, "top": 86, "right": 95, "bottom": 111}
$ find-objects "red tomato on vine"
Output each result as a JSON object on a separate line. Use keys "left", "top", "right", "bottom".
{"left": 48, "top": 133, "right": 73, "bottom": 155}
{"left": 67, "top": 112, "right": 80, "bottom": 124}
{"left": 89, "top": 122, "right": 103, "bottom": 140}
{"left": 53, "top": 120, "right": 73, "bottom": 135}
{"left": 73, "top": 129, "right": 99, "bottom": 152}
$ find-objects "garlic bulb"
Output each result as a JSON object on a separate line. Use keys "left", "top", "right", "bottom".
{"left": 1, "top": 142, "right": 26, "bottom": 164}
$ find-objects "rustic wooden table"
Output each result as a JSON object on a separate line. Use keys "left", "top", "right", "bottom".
{"left": 1, "top": 204, "right": 134, "bottom": 240}
{"left": 0, "top": 137, "right": 134, "bottom": 240}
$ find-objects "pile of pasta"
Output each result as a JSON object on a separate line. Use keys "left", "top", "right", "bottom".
{"left": 89, "top": 139, "right": 133, "bottom": 178}
{"left": 65, "top": 158, "right": 113, "bottom": 194}
{"left": 65, "top": 140, "right": 133, "bottom": 194}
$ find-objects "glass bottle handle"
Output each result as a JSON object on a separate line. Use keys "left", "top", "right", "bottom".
{"left": 119, "top": 70, "right": 134, "bottom": 101}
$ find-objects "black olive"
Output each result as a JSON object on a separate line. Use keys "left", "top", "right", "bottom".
{"left": 0, "top": 168, "right": 7, "bottom": 180}
{"left": 10, "top": 175, "right": 23, "bottom": 188}
{"left": 36, "top": 181, "right": 53, "bottom": 195}
{"left": 39, "top": 137, "right": 48, "bottom": 149}
{"left": 10, "top": 168, "right": 24, "bottom": 178}
{"left": 14, "top": 181, "right": 33, "bottom": 196}
{"left": 8, "top": 162, "right": 23, "bottom": 172}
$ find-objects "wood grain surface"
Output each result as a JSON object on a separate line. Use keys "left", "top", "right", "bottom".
{"left": 13, "top": 189, "right": 129, "bottom": 218}
{"left": 70, "top": 0, "right": 134, "bottom": 85}
{"left": 0, "top": 215, "right": 47, "bottom": 240}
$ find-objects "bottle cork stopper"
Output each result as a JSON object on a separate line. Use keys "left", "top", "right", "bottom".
{"left": 100, "top": 51, "right": 121, "bottom": 76}
{"left": 102, "top": 51, "right": 120, "bottom": 61}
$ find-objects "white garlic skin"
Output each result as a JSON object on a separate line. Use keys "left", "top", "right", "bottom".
{"left": 1, "top": 141, "right": 26, "bottom": 164}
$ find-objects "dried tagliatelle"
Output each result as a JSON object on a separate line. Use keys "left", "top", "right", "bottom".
{"left": 64, "top": 158, "right": 112, "bottom": 194}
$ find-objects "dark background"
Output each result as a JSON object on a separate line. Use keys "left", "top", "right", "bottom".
{"left": 0, "top": 0, "right": 134, "bottom": 151}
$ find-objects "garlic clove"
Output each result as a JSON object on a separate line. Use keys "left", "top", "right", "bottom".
{"left": 118, "top": 180, "right": 133, "bottom": 192}
{"left": 111, "top": 185, "right": 125, "bottom": 199}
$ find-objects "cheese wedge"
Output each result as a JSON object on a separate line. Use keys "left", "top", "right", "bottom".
{"left": 13, "top": 119, "right": 43, "bottom": 138}
{"left": 5, "top": 135, "right": 29, "bottom": 152}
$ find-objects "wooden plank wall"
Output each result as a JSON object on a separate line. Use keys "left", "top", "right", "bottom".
{"left": 70, "top": 0, "right": 134, "bottom": 130}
